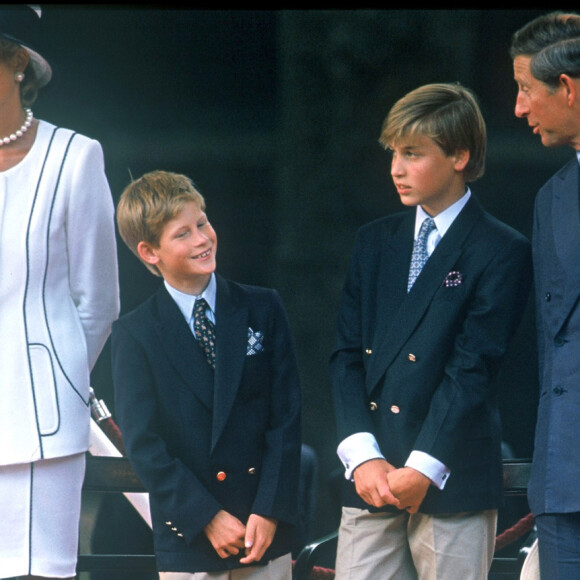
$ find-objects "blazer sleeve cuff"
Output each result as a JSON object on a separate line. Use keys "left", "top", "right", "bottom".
{"left": 337, "top": 432, "right": 385, "bottom": 481}
{"left": 405, "top": 450, "right": 451, "bottom": 490}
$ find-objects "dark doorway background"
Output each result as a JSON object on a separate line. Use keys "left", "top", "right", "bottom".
{"left": 34, "top": 8, "right": 570, "bottom": 544}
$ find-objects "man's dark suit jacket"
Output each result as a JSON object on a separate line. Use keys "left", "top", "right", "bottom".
{"left": 112, "top": 274, "right": 302, "bottom": 573}
{"left": 528, "top": 158, "right": 580, "bottom": 517}
{"left": 330, "top": 196, "right": 533, "bottom": 514}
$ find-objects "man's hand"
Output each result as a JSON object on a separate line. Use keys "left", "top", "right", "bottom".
{"left": 239, "top": 514, "right": 278, "bottom": 564}
{"left": 204, "top": 510, "right": 246, "bottom": 559}
{"left": 353, "top": 458, "right": 401, "bottom": 508}
{"left": 387, "top": 467, "right": 430, "bottom": 513}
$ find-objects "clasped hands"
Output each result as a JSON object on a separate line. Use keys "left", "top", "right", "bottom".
{"left": 353, "top": 458, "right": 430, "bottom": 513}
{"left": 204, "top": 510, "right": 278, "bottom": 563}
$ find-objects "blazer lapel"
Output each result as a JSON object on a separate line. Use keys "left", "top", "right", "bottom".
{"left": 374, "top": 212, "right": 415, "bottom": 328}
{"left": 551, "top": 159, "right": 580, "bottom": 333}
{"left": 366, "top": 198, "right": 482, "bottom": 393}
{"left": 211, "top": 276, "right": 248, "bottom": 452}
{"left": 153, "top": 286, "right": 214, "bottom": 410}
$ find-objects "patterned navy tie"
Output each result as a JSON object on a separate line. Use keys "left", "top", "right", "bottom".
{"left": 193, "top": 298, "right": 216, "bottom": 368}
{"left": 407, "top": 217, "right": 436, "bottom": 292}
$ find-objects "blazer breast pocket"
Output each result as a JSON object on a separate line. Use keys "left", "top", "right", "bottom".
{"left": 246, "top": 327, "right": 264, "bottom": 356}
{"left": 433, "top": 270, "right": 467, "bottom": 303}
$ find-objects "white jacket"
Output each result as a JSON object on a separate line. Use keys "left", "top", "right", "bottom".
{"left": 0, "top": 120, "right": 120, "bottom": 465}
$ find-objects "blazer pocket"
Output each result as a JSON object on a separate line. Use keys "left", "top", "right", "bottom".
{"left": 28, "top": 344, "right": 59, "bottom": 435}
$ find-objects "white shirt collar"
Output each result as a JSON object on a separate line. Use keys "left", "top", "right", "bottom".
{"left": 414, "top": 188, "right": 471, "bottom": 239}
{"left": 576, "top": 151, "right": 580, "bottom": 165}
{"left": 164, "top": 273, "right": 217, "bottom": 324}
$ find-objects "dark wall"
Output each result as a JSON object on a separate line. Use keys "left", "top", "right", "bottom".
{"left": 34, "top": 8, "right": 570, "bottom": 542}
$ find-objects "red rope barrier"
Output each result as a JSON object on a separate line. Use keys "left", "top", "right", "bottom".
{"left": 309, "top": 565, "right": 335, "bottom": 579}
{"left": 89, "top": 388, "right": 127, "bottom": 456}
{"left": 494, "top": 511, "right": 535, "bottom": 552}
{"left": 97, "top": 416, "right": 127, "bottom": 456}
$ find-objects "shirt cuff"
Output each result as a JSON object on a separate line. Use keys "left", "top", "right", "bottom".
{"left": 405, "top": 450, "right": 450, "bottom": 490}
{"left": 337, "top": 432, "right": 385, "bottom": 481}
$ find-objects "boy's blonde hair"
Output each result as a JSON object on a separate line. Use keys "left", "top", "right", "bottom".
{"left": 379, "top": 82, "right": 486, "bottom": 182}
{"left": 117, "top": 170, "right": 206, "bottom": 276}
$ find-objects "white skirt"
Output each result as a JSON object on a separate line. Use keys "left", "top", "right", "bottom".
{"left": 0, "top": 452, "right": 85, "bottom": 579}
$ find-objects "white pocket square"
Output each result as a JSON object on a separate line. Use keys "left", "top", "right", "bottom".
{"left": 247, "top": 327, "right": 264, "bottom": 356}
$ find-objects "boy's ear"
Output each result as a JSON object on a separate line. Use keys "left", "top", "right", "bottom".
{"left": 137, "top": 241, "right": 160, "bottom": 266}
{"left": 453, "top": 149, "right": 470, "bottom": 172}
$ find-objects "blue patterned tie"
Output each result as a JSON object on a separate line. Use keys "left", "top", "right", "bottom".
{"left": 407, "top": 217, "right": 436, "bottom": 292}
{"left": 193, "top": 298, "right": 216, "bottom": 368}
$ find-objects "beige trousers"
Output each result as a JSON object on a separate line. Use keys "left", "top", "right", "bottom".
{"left": 334, "top": 506, "right": 497, "bottom": 580}
{"left": 159, "top": 552, "right": 292, "bottom": 580}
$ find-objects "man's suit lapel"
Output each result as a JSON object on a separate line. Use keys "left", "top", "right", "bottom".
{"left": 366, "top": 198, "right": 482, "bottom": 394}
{"left": 212, "top": 275, "right": 248, "bottom": 453}
{"left": 154, "top": 286, "right": 214, "bottom": 410}
{"left": 551, "top": 159, "right": 580, "bottom": 333}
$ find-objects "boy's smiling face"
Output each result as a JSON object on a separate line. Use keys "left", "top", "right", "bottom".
{"left": 139, "top": 200, "right": 217, "bottom": 295}
{"left": 389, "top": 134, "right": 469, "bottom": 216}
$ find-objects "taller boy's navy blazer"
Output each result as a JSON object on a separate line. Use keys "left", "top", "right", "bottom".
{"left": 331, "top": 196, "right": 533, "bottom": 515}
{"left": 112, "top": 274, "right": 302, "bottom": 573}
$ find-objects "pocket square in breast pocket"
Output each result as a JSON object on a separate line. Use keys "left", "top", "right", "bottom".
{"left": 247, "top": 327, "right": 264, "bottom": 356}
{"left": 443, "top": 270, "right": 463, "bottom": 287}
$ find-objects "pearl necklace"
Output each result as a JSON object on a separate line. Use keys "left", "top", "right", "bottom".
{"left": 0, "top": 109, "right": 33, "bottom": 147}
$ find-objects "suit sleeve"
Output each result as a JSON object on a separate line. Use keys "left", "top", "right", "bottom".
{"left": 111, "top": 319, "right": 223, "bottom": 542}
{"left": 413, "top": 234, "right": 533, "bottom": 465}
{"left": 250, "top": 290, "right": 302, "bottom": 524}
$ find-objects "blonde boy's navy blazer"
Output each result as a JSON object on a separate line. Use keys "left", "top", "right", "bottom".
{"left": 112, "top": 274, "right": 302, "bottom": 573}
{"left": 331, "top": 196, "right": 533, "bottom": 514}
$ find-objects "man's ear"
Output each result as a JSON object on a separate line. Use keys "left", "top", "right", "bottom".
{"left": 137, "top": 241, "right": 160, "bottom": 266}
{"left": 453, "top": 149, "right": 470, "bottom": 172}
{"left": 559, "top": 73, "right": 579, "bottom": 107}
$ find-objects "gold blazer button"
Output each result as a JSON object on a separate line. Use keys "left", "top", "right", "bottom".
{"left": 390, "top": 405, "right": 400, "bottom": 414}
{"left": 248, "top": 467, "right": 256, "bottom": 475}
{"left": 365, "top": 349, "right": 372, "bottom": 355}
{"left": 408, "top": 353, "right": 417, "bottom": 362}
{"left": 369, "top": 401, "right": 378, "bottom": 411}
{"left": 216, "top": 471, "right": 227, "bottom": 482}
